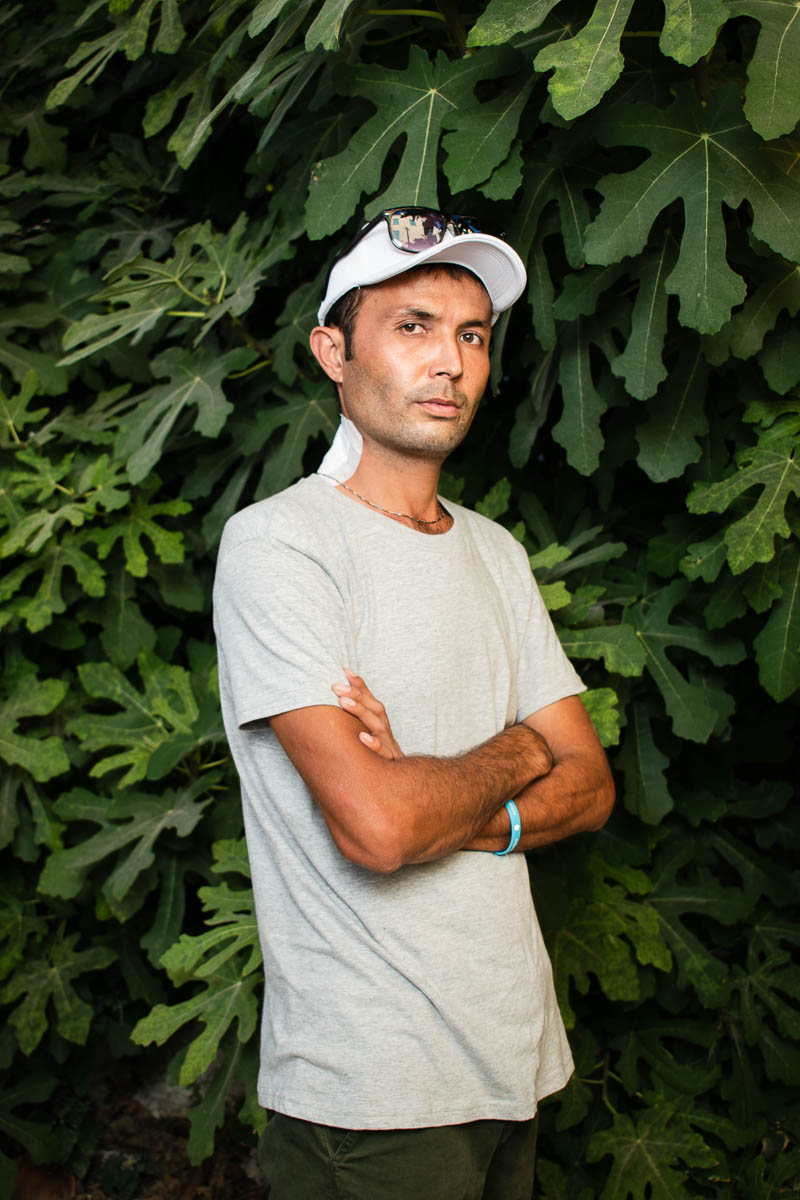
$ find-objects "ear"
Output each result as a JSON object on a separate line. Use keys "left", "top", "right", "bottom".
{"left": 309, "top": 325, "right": 346, "bottom": 383}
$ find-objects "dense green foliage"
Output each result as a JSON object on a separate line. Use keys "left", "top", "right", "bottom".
{"left": 1, "top": 0, "right": 799, "bottom": 1194}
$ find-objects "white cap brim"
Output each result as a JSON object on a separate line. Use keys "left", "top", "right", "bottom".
{"left": 317, "top": 219, "right": 527, "bottom": 326}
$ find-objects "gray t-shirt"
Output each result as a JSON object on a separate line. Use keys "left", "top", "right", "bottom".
{"left": 213, "top": 473, "right": 585, "bottom": 1129}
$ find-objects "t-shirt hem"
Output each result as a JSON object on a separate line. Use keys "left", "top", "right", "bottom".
{"left": 517, "top": 680, "right": 586, "bottom": 722}
{"left": 237, "top": 693, "right": 340, "bottom": 728}
{"left": 257, "top": 1067, "right": 572, "bottom": 1129}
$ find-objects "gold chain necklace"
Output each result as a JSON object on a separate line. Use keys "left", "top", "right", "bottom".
{"left": 320, "top": 475, "right": 449, "bottom": 526}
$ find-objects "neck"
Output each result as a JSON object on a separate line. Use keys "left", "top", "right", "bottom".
{"left": 345, "top": 445, "right": 444, "bottom": 525}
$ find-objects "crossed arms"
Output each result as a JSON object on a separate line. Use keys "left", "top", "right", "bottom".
{"left": 269, "top": 671, "right": 614, "bottom": 874}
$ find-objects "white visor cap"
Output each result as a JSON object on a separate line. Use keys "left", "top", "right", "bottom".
{"left": 317, "top": 217, "right": 527, "bottom": 327}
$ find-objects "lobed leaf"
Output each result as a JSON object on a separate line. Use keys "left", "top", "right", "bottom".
{"left": 114, "top": 345, "right": 251, "bottom": 484}
{"left": 67, "top": 651, "right": 205, "bottom": 787}
{"left": 305, "top": 47, "right": 515, "bottom": 239}
{"left": 584, "top": 87, "right": 800, "bottom": 333}
{"left": 626, "top": 580, "right": 745, "bottom": 742}
{"left": 131, "top": 962, "right": 261, "bottom": 1086}
{"left": 551, "top": 854, "right": 671, "bottom": 1027}
{"left": 587, "top": 1100, "right": 717, "bottom": 1199}
{"left": 1, "top": 933, "right": 116, "bottom": 1054}
{"left": 611, "top": 233, "right": 676, "bottom": 401}
{"left": 687, "top": 429, "right": 800, "bottom": 574}
{"left": 0, "top": 677, "right": 69, "bottom": 783}
{"left": 39, "top": 778, "right": 213, "bottom": 902}
{"left": 659, "top": 0, "right": 729, "bottom": 65}
{"left": 636, "top": 342, "right": 708, "bottom": 482}
{"left": 443, "top": 77, "right": 533, "bottom": 194}
{"left": 466, "top": 0, "right": 560, "bottom": 46}
{"left": 728, "top": 0, "right": 800, "bottom": 139}
{"left": 534, "top": 0, "right": 635, "bottom": 121}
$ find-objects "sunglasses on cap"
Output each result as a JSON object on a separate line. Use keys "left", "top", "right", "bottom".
{"left": 333, "top": 206, "right": 504, "bottom": 265}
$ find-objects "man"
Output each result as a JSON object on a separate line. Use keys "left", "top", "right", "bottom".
{"left": 213, "top": 206, "right": 614, "bottom": 1199}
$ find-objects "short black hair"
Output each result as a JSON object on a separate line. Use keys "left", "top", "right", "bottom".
{"left": 325, "top": 263, "right": 488, "bottom": 359}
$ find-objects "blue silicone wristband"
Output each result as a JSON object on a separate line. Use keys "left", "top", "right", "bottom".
{"left": 493, "top": 799, "right": 522, "bottom": 856}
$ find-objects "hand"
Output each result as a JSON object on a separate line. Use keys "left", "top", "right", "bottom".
{"left": 332, "top": 668, "right": 404, "bottom": 760}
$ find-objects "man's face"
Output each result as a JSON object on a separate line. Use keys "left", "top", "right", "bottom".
{"left": 336, "top": 270, "right": 493, "bottom": 463}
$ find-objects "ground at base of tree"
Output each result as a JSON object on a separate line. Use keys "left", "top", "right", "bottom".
{"left": 12, "top": 1099, "right": 263, "bottom": 1200}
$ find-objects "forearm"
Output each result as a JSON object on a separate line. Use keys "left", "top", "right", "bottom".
{"left": 464, "top": 748, "right": 614, "bottom": 853}
{"left": 323, "top": 721, "right": 553, "bottom": 872}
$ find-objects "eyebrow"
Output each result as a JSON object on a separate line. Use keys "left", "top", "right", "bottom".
{"left": 393, "top": 306, "right": 492, "bottom": 329}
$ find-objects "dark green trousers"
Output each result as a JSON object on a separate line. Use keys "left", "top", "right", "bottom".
{"left": 259, "top": 1111, "right": 539, "bottom": 1200}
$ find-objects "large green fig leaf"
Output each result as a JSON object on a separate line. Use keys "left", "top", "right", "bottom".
{"left": 728, "top": 0, "right": 800, "bottom": 139}
{"left": 711, "top": 258, "right": 800, "bottom": 363}
{"left": 647, "top": 840, "right": 750, "bottom": 1007}
{"left": 1, "top": 933, "right": 116, "bottom": 1054}
{"left": 659, "top": 0, "right": 729, "bottom": 64}
{"left": 93, "top": 480, "right": 189, "bottom": 577}
{"left": 305, "top": 0, "right": 354, "bottom": 50}
{"left": 39, "top": 777, "right": 214, "bottom": 902}
{"left": 160, "top": 881, "right": 260, "bottom": 984}
{"left": 0, "top": 530, "right": 106, "bottom": 632}
{"left": 626, "top": 580, "right": 745, "bottom": 742}
{"left": 611, "top": 232, "right": 676, "bottom": 401}
{"left": 113, "top": 345, "right": 251, "bottom": 484}
{"left": 305, "top": 46, "right": 515, "bottom": 238}
{"left": 534, "top": 0, "right": 635, "bottom": 120}
{"left": 443, "top": 76, "right": 533, "bottom": 194}
{"left": 687, "top": 428, "right": 800, "bottom": 574}
{"left": 636, "top": 342, "right": 708, "bottom": 482}
{"left": 67, "top": 651, "right": 207, "bottom": 787}
{"left": 132, "top": 961, "right": 261, "bottom": 1086}
{"left": 552, "top": 314, "right": 615, "bottom": 475}
{"left": 252, "top": 379, "right": 339, "bottom": 498}
{"left": 466, "top": 0, "right": 560, "bottom": 46}
{"left": 550, "top": 855, "right": 671, "bottom": 1027}
{"left": 0, "top": 370, "right": 47, "bottom": 444}
{"left": 584, "top": 87, "right": 800, "bottom": 333}
{"left": 587, "top": 1098, "right": 717, "bottom": 1199}
{"left": 0, "top": 677, "right": 69, "bottom": 783}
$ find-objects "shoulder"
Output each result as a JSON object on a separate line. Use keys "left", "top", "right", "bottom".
{"left": 450, "top": 501, "right": 530, "bottom": 572}
{"left": 218, "top": 475, "right": 335, "bottom": 562}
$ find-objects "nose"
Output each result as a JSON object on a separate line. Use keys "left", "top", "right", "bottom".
{"left": 428, "top": 333, "right": 463, "bottom": 379}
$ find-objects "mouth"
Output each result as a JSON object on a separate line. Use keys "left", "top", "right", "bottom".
{"left": 415, "top": 398, "right": 463, "bottom": 418}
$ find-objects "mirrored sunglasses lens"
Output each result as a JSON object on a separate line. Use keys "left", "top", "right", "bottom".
{"left": 450, "top": 214, "right": 498, "bottom": 237}
{"left": 387, "top": 209, "right": 446, "bottom": 251}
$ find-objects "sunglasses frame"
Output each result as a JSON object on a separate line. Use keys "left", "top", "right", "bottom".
{"left": 330, "top": 206, "right": 502, "bottom": 272}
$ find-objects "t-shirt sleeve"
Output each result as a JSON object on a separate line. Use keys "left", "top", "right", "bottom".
{"left": 514, "top": 543, "right": 586, "bottom": 722}
{"left": 213, "top": 529, "right": 352, "bottom": 728}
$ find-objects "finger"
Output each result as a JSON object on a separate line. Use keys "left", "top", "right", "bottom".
{"left": 358, "top": 730, "right": 395, "bottom": 759}
{"left": 343, "top": 669, "right": 381, "bottom": 708}
{"left": 335, "top": 694, "right": 390, "bottom": 737}
{"left": 332, "top": 681, "right": 386, "bottom": 719}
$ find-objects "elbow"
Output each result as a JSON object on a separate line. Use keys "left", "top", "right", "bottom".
{"left": 588, "top": 771, "right": 615, "bottom": 832}
{"left": 327, "top": 802, "right": 412, "bottom": 875}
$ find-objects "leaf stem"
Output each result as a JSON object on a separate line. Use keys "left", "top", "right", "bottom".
{"left": 228, "top": 360, "right": 272, "bottom": 379}
{"left": 173, "top": 279, "right": 208, "bottom": 305}
{"left": 362, "top": 7, "right": 445, "bottom": 20}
